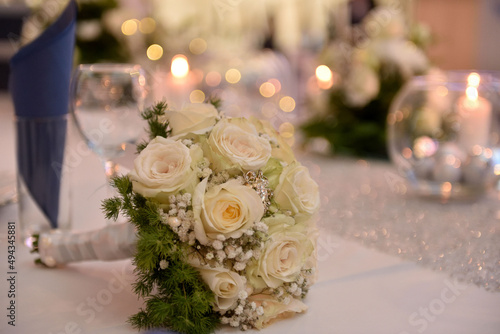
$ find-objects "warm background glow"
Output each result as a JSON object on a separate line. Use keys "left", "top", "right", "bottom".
{"left": 171, "top": 55, "right": 189, "bottom": 78}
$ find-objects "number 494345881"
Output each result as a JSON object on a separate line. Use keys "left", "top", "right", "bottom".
{"left": 7, "top": 222, "right": 15, "bottom": 271}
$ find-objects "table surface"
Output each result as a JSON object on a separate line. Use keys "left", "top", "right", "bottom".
{"left": 0, "top": 93, "right": 499, "bottom": 334}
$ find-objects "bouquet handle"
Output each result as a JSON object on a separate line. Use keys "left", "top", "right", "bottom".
{"left": 37, "top": 223, "right": 137, "bottom": 266}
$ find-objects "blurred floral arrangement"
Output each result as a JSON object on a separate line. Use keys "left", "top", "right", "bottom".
{"left": 149, "top": 0, "right": 346, "bottom": 55}
{"left": 302, "top": 5, "right": 431, "bottom": 158}
{"left": 73, "top": 0, "right": 131, "bottom": 63}
{"left": 23, "top": 0, "right": 349, "bottom": 61}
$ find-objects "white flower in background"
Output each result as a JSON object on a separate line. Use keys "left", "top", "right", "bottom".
{"left": 343, "top": 63, "right": 380, "bottom": 107}
{"left": 129, "top": 136, "right": 203, "bottom": 202}
{"left": 248, "top": 293, "right": 308, "bottom": 329}
{"left": 193, "top": 178, "right": 264, "bottom": 244}
{"left": 207, "top": 117, "right": 272, "bottom": 172}
{"left": 373, "top": 39, "right": 428, "bottom": 79}
{"left": 76, "top": 20, "right": 102, "bottom": 41}
{"left": 163, "top": 103, "right": 219, "bottom": 137}
{"left": 363, "top": 6, "right": 407, "bottom": 39}
{"left": 274, "top": 162, "right": 320, "bottom": 217}
{"left": 196, "top": 266, "right": 247, "bottom": 311}
{"left": 247, "top": 226, "right": 315, "bottom": 289}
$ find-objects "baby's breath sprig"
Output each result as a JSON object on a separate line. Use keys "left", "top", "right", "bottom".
{"left": 192, "top": 222, "right": 268, "bottom": 273}
{"left": 272, "top": 268, "right": 315, "bottom": 302}
{"left": 219, "top": 291, "right": 264, "bottom": 331}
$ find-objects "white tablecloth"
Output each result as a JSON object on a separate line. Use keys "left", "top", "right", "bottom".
{"left": 0, "top": 93, "right": 499, "bottom": 334}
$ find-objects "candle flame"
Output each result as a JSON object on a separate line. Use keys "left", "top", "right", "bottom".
{"left": 467, "top": 72, "right": 480, "bottom": 87}
{"left": 315, "top": 65, "right": 332, "bottom": 82}
{"left": 171, "top": 55, "right": 189, "bottom": 79}
{"left": 466, "top": 86, "right": 478, "bottom": 102}
{"left": 315, "top": 65, "right": 334, "bottom": 89}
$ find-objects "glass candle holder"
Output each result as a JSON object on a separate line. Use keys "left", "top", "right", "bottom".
{"left": 387, "top": 71, "right": 500, "bottom": 200}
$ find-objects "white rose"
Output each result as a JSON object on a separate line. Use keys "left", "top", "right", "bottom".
{"left": 274, "top": 162, "right": 320, "bottom": 216}
{"left": 248, "top": 294, "right": 307, "bottom": 329}
{"left": 197, "top": 266, "right": 246, "bottom": 310}
{"left": 163, "top": 103, "right": 219, "bottom": 137}
{"left": 129, "top": 136, "right": 202, "bottom": 202}
{"left": 248, "top": 228, "right": 314, "bottom": 289}
{"left": 207, "top": 117, "right": 272, "bottom": 172}
{"left": 343, "top": 63, "right": 380, "bottom": 107}
{"left": 193, "top": 178, "right": 264, "bottom": 244}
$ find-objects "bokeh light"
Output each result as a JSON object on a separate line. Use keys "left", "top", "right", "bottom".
{"left": 147, "top": 44, "right": 163, "bottom": 61}
{"left": 279, "top": 122, "right": 295, "bottom": 138}
{"left": 189, "top": 38, "right": 208, "bottom": 55}
{"left": 268, "top": 78, "right": 282, "bottom": 93}
{"left": 259, "top": 82, "right": 276, "bottom": 98}
{"left": 279, "top": 96, "right": 296, "bottom": 112}
{"left": 139, "top": 17, "right": 156, "bottom": 34}
{"left": 205, "top": 71, "right": 222, "bottom": 87}
{"left": 225, "top": 68, "right": 241, "bottom": 84}
{"left": 121, "top": 19, "right": 138, "bottom": 36}
{"left": 190, "top": 90, "right": 206, "bottom": 103}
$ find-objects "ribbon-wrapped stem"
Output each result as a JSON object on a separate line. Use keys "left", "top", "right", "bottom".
{"left": 35, "top": 223, "right": 137, "bottom": 267}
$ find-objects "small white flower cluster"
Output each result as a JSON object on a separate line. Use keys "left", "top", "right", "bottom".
{"left": 219, "top": 292, "right": 265, "bottom": 331}
{"left": 202, "top": 224, "right": 267, "bottom": 272}
{"left": 207, "top": 170, "right": 231, "bottom": 188}
{"left": 181, "top": 138, "right": 194, "bottom": 147}
{"left": 196, "top": 158, "right": 212, "bottom": 179}
{"left": 273, "top": 269, "right": 315, "bottom": 301}
{"left": 159, "top": 259, "right": 169, "bottom": 270}
{"left": 163, "top": 193, "right": 196, "bottom": 244}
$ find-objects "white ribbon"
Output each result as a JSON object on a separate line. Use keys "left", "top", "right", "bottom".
{"left": 38, "top": 223, "right": 138, "bottom": 266}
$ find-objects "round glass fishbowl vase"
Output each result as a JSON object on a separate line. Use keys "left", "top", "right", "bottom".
{"left": 387, "top": 71, "right": 500, "bottom": 200}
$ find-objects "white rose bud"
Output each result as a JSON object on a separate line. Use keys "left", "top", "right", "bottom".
{"left": 163, "top": 103, "right": 219, "bottom": 137}
{"left": 196, "top": 266, "right": 246, "bottom": 310}
{"left": 274, "top": 162, "right": 320, "bottom": 217}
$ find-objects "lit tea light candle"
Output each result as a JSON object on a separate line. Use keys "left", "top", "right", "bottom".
{"left": 154, "top": 54, "right": 196, "bottom": 108}
{"left": 171, "top": 54, "right": 189, "bottom": 79}
{"left": 456, "top": 73, "right": 492, "bottom": 153}
{"left": 315, "top": 65, "right": 333, "bottom": 90}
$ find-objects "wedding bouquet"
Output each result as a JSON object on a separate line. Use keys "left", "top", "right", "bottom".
{"left": 36, "top": 100, "right": 320, "bottom": 334}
